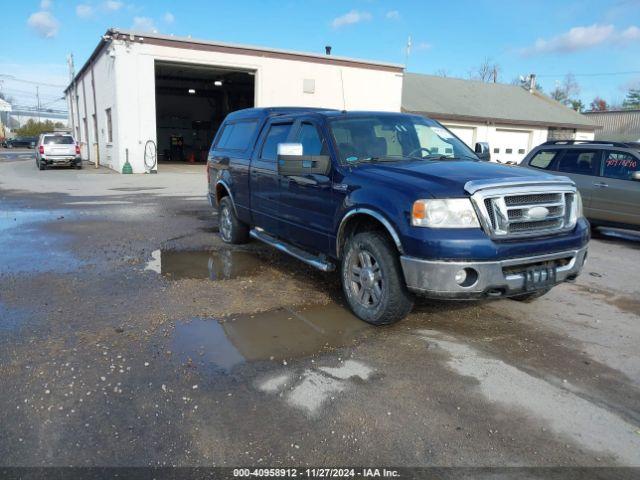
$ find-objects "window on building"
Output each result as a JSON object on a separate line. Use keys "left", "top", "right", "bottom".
{"left": 105, "top": 108, "right": 113, "bottom": 143}
{"left": 529, "top": 150, "right": 560, "bottom": 170}
{"left": 215, "top": 120, "right": 259, "bottom": 151}
{"left": 261, "top": 123, "right": 293, "bottom": 161}
{"left": 557, "top": 149, "right": 600, "bottom": 175}
{"left": 506, "top": 148, "right": 513, "bottom": 154}
{"left": 518, "top": 148, "right": 526, "bottom": 154}
{"left": 603, "top": 151, "right": 639, "bottom": 180}
{"left": 493, "top": 148, "right": 500, "bottom": 153}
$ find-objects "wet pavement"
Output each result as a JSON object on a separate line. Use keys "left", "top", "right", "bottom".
{"left": 1, "top": 157, "right": 640, "bottom": 468}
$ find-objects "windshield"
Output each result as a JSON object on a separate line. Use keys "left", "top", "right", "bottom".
{"left": 329, "top": 115, "right": 477, "bottom": 164}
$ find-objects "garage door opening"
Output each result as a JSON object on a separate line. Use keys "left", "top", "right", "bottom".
{"left": 154, "top": 61, "right": 255, "bottom": 167}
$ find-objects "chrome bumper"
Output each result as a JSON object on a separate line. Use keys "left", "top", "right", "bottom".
{"left": 400, "top": 246, "right": 588, "bottom": 299}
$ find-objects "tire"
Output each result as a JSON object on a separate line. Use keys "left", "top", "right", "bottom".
{"left": 341, "top": 231, "right": 414, "bottom": 325}
{"left": 510, "top": 288, "right": 551, "bottom": 303}
{"left": 37, "top": 160, "right": 45, "bottom": 171}
{"left": 75, "top": 163, "right": 82, "bottom": 170}
{"left": 218, "top": 196, "right": 249, "bottom": 244}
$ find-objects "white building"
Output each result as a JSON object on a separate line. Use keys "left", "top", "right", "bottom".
{"left": 65, "top": 29, "right": 403, "bottom": 173}
{"left": 402, "top": 73, "right": 598, "bottom": 164}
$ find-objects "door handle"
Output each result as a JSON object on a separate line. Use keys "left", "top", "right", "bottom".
{"left": 593, "top": 182, "right": 608, "bottom": 188}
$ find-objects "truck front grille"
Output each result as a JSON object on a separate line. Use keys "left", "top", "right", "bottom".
{"left": 476, "top": 189, "right": 577, "bottom": 238}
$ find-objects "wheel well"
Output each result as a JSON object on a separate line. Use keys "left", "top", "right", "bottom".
{"left": 215, "top": 183, "right": 230, "bottom": 205}
{"left": 337, "top": 213, "right": 402, "bottom": 259}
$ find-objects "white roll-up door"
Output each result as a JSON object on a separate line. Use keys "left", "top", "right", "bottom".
{"left": 493, "top": 129, "right": 531, "bottom": 164}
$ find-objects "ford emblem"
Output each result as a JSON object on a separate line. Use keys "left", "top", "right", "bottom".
{"left": 524, "top": 206, "right": 550, "bottom": 220}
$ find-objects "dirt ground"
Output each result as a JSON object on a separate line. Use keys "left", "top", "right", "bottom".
{"left": 1, "top": 154, "right": 639, "bottom": 469}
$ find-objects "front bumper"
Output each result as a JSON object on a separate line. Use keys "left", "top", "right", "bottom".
{"left": 400, "top": 246, "right": 588, "bottom": 299}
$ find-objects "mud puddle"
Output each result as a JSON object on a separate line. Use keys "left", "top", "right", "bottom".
{"left": 0, "top": 209, "right": 80, "bottom": 273}
{"left": 171, "top": 303, "right": 372, "bottom": 372}
{"left": 145, "top": 249, "right": 264, "bottom": 280}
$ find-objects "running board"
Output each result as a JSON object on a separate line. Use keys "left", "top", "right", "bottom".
{"left": 250, "top": 228, "right": 335, "bottom": 272}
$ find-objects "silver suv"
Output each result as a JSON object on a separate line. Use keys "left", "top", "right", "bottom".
{"left": 36, "top": 132, "right": 82, "bottom": 170}
{"left": 522, "top": 140, "right": 640, "bottom": 231}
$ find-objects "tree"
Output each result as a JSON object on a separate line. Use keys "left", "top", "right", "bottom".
{"left": 15, "top": 119, "right": 65, "bottom": 137}
{"left": 550, "top": 73, "right": 580, "bottom": 107}
{"left": 512, "top": 76, "right": 544, "bottom": 93}
{"left": 589, "top": 97, "right": 608, "bottom": 111}
{"left": 469, "top": 57, "right": 500, "bottom": 83}
{"left": 434, "top": 68, "right": 450, "bottom": 77}
{"left": 570, "top": 99, "right": 585, "bottom": 112}
{"left": 622, "top": 88, "right": 640, "bottom": 109}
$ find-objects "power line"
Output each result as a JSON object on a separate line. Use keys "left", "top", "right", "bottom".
{"left": 0, "top": 74, "right": 66, "bottom": 88}
{"left": 536, "top": 70, "right": 640, "bottom": 78}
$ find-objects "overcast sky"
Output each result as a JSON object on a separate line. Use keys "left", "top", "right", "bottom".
{"left": 1, "top": 0, "right": 640, "bottom": 111}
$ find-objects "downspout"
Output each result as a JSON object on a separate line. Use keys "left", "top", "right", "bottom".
{"left": 90, "top": 65, "right": 100, "bottom": 168}
{"left": 81, "top": 76, "right": 90, "bottom": 164}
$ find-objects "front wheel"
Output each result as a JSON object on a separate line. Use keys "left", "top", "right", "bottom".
{"left": 218, "top": 196, "right": 249, "bottom": 244}
{"left": 341, "top": 231, "right": 414, "bottom": 325}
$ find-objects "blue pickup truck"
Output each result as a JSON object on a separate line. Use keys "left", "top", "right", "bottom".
{"left": 207, "top": 107, "right": 589, "bottom": 325}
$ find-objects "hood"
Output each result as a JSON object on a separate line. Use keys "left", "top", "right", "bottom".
{"left": 351, "top": 159, "right": 555, "bottom": 198}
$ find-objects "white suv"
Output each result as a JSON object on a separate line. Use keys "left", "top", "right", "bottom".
{"left": 36, "top": 132, "right": 82, "bottom": 170}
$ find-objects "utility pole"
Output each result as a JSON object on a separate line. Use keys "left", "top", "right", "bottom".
{"left": 405, "top": 36, "right": 412, "bottom": 71}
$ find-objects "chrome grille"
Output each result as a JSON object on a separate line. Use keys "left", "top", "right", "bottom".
{"left": 472, "top": 185, "right": 578, "bottom": 239}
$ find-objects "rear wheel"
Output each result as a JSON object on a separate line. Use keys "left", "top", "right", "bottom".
{"left": 341, "top": 231, "right": 414, "bottom": 325}
{"left": 37, "top": 160, "right": 45, "bottom": 171}
{"left": 218, "top": 196, "right": 249, "bottom": 244}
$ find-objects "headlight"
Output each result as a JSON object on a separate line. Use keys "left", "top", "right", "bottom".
{"left": 412, "top": 198, "right": 480, "bottom": 228}
{"left": 568, "top": 191, "right": 584, "bottom": 226}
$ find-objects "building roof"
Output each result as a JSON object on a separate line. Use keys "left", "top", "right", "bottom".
{"left": 583, "top": 109, "right": 640, "bottom": 142}
{"left": 402, "top": 73, "right": 598, "bottom": 130}
{"left": 66, "top": 28, "right": 403, "bottom": 92}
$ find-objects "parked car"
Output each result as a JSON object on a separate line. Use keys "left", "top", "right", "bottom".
{"left": 35, "top": 132, "right": 82, "bottom": 170}
{"left": 207, "top": 108, "right": 589, "bottom": 325}
{"left": 522, "top": 140, "right": 640, "bottom": 232}
{"left": 4, "top": 136, "right": 37, "bottom": 148}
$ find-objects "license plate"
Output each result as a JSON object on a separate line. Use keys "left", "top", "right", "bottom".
{"left": 524, "top": 265, "right": 557, "bottom": 291}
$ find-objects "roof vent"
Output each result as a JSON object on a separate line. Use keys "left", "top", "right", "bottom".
{"left": 325, "top": 45, "right": 332, "bottom": 55}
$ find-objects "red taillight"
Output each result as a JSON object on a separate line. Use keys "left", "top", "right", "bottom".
{"left": 75, "top": 145, "right": 80, "bottom": 155}
{"left": 38, "top": 145, "right": 44, "bottom": 154}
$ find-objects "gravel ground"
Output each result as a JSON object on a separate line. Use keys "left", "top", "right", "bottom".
{"left": 1, "top": 157, "right": 639, "bottom": 469}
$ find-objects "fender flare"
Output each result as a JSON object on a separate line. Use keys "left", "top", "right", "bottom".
{"left": 336, "top": 208, "right": 404, "bottom": 258}
{"left": 215, "top": 179, "right": 238, "bottom": 214}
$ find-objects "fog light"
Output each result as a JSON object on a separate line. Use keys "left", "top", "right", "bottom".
{"left": 455, "top": 269, "right": 467, "bottom": 285}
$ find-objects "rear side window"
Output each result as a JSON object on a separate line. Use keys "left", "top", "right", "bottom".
{"left": 603, "top": 151, "right": 639, "bottom": 180}
{"left": 215, "top": 120, "right": 258, "bottom": 151}
{"left": 529, "top": 150, "right": 559, "bottom": 170}
{"left": 43, "top": 135, "right": 74, "bottom": 145}
{"left": 556, "top": 149, "right": 599, "bottom": 175}
{"left": 260, "top": 123, "right": 293, "bottom": 161}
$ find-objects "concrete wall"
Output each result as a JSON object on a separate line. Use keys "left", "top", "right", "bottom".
{"left": 67, "top": 38, "right": 403, "bottom": 173}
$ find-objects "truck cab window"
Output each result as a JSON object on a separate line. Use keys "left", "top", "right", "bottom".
{"left": 216, "top": 120, "right": 258, "bottom": 151}
{"left": 297, "top": 123, "right": 326, "bottom": 156}
{"left": 261, "top": 123, "right": 293, "bottom": 161}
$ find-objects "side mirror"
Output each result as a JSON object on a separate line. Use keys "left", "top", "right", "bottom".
{"left": 632, "top": 171, "right": 640, "bottom": 181}
{"left": 277, "top": 143, "right": 331, "bottom": 176}
{"left": 475, "top": 142, "right": 491, "bottom": 162}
